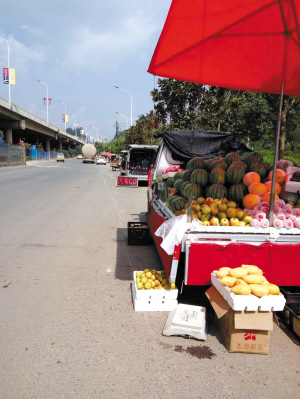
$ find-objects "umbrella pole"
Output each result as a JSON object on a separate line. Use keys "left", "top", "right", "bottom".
{"left": 269, "top": 81, "right": 284, "bottom": 227}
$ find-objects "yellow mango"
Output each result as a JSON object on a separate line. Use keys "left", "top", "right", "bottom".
{"left": 249, "top": 284, "right": 269, "bottom": 297}
{"left": 221, "top": 276, "right": 237, "bottom": 287}
{"left": 231, "top": 284, "right": 251, "bottom": 295}
{"left": 234, "top": 279, "right": 248, "bottom": 286}
{"left": 263, "top": 283, "right": 280, "bottom": 295}
{"left": 228, "top": 267, "right": 248, "bottom": 279}
{"left": 243, "top": 265, "right": 260, "bottom": 275}
{"left": 216, "top": 270, "right": 229, "bottom": 278}
{"left": 219, "top": 267, "right": 232, "bottom": 272}
{"left": 243, "top": 275, "right": 264, "bottom": 284}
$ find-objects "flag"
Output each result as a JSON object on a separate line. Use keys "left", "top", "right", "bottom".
{"left": 3, "top": 68, "right": 9, "bottom": 84}
{"left": 9, "top": 69, "right": 15, "bottom": 84}
{"left": 65, "top": 115, "right": 68, "bottom": 122}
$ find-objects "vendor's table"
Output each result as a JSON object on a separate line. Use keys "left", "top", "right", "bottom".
{"left": 147, "top": 205, "right": 300, "bottom": 286}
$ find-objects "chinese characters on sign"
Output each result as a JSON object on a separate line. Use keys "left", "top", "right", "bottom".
{"left": 117, "top": 176, "right": 138, "bottom": 187}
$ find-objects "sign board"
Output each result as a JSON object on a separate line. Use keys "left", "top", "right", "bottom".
{"left": 3, "top": 68, "right": 9, "bottom": 84}
{"left": 116, "top": 176, "right": 138, "bottom": 187}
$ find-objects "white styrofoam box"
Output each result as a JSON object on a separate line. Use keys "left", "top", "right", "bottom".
{"left": 285, "top": 166, "right": 300, "bottom": 193}
{"left": 133, "top": 271, "right": 178, "bottom": 300}
{"left": 163, "top": 304, "right": 207, "bottom": 340}
{"left": 131, "top": 283, "right": 177, "bottom": 312}
{"left": 211, "top": 272, "right": 286, "bottom": 311}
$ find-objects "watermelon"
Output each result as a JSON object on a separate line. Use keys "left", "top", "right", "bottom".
{"left": 206, "top": 184, "right": 227, "bottom": 199}
{"left": 249, "top": 163, "right": 267, "bottom": 178}
{"left": 159, "top": 189, "right": 166, "bottom": 202}
{"left": 180, "top": 181, "right": 191, "bottom": 197}
{"left": 166, "top": 177, "right": 175, "bottom": 187}
{"left": 228, "top": 183, "right": 247, "bottom": 204}
{"left": 169, "top": 197, "right": 187, "bottom": 214}
{"left": 243, "top": 152, "right": 263, "bottom": 168}
{"left": 225, "top": 152, "right": 241, "bottom": 166}
{"left": 182, "top": 183, "right": 202, "bottom": 200}
{"left": 173, "top": 179, "right": 183, "bottom": 191}
{"left": 226, "top": 164, "right": 246, "bottom": 184}
{"left": 209, "top": 168, "right": 226, "bottom": 185}
{"left": 173, "top": 171, "right": 185, "bottom": 180}
{"left": 187, "top": 157, "right": 206, "bottom": 171}
{"left": 211, "top": 159, "right": 228, "bottom": 171}
{"left": 166, "top": 195, "right": 181, "bottom": 207}
{"left": 191, "top": 169, "right": 208, "bottom": 187}
{"left": 182, "top": 170, "right": 193, "bottom": 182}
{"left": 205, "top": 159, "right": 215, "bottom": 171}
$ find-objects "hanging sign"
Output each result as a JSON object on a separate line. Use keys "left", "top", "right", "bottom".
{"left": 3, "top": 68, "right": 9, "bottom": 84}
{"left": 116, "top": 176, "right": 138, "bottom": 187}
{"left": 9, "top": 68, "right": 15, "bottom": 84}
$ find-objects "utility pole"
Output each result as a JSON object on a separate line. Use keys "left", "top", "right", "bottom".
{"left": 116, "top": 120, "right": 119, "bottom": 138}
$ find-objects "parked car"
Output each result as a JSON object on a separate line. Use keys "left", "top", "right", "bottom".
{"left": 124, "top": 144, "right": 158, "bottom": 181}
{"left": 56, "top": 153, "right": 65, "bottom": 162}
{"left": 96, "top": 156, "right": 106, "bottom": 165}
{"left": 77, "top": 154, "right": 83, "bottom": 159}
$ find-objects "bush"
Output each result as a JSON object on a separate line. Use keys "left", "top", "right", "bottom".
{"left": 263, "top": 144, "right": 272, "bottom": 150}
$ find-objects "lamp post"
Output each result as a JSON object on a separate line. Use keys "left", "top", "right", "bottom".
{"left": 89, "top": 125, "right": 98, "bottom": 142}
{"left": 70, "top": 114, "right": 77, "bottom": 137}
{"left": 114, "top": 85, "right": 132, "bottom": 126}
{"left": 59, "top": 101, "right": 67, "bottom": 132}
{"left": 0, "top": 37, "right": 11, "bottom": 107}
{"left": 116, "top": 112, "right": 128, "bottom": 130}
{"left": 37, "top": 80, "right": 49, "bottom": 124}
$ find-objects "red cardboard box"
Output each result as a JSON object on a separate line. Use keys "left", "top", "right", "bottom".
{"left": 206, "top": 286, "right": 273, "bottom": 354}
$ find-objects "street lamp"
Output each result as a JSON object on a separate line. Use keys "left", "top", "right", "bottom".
{"left": 37, "top": 80, "right": 49, "bottom": 124}
{"left": 114, "top": 85, "right": 132, "bottom": 126}
{"left": 0, "top": 37, "right": 11, "bottom": 107}
{"left": 70, "top": 114, "right": 77, "bottom": 137}
{"left": 89, "top": 125, "right": 98, "bottom": 142}
{"left": 116, "top": 112, "right": 128, "bottom": 130}
{"left": 59, "top": 101, "right": 67, "bottom": 132}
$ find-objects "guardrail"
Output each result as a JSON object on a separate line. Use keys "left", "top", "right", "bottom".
{"left": 0, "top": 143, "right": 25, "bottom": 166}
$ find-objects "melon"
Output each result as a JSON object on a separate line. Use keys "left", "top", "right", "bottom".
{"left": 169, "top": 197, "right": 187, "bottom": 214}
{"left": 166, "top": 177, "right": 175, "bottom": 188}
{"left": 243, "top": 152, "right": 263, "bottom": 168}
{"left": 191, "top": 169, "right": 208, "bottom": 187}
{"left": 226, "top": 164, "right": 245, "bottom": 184}
{"left": 228, "top": 183, "right": 248, "bottom": 204}
{"left": 187, "top": 158, "right": 206, "bottom": 171}
{"left": 180, "top": 181, "right": 191, "bottom": 197}
{"left": 173, "top": 171, "right": 185, "bottom": 181}
{"left": 182, "top": 170, "right": 193, "bottom": 182}
{"left": 211, "top": 159, "right": 228, "bottom": 171}
{"left": 206, "top": 184, "right": 228, "bottom": 199}
{"left": 205, "top": 159, "right": 216, "bottom": 171}
{"left": 166, "top": 195, "right": 181, "bottom": 207}
{"left": 225, "top": 152, "right": 241, "bottom": 166}
{"left": 173, "top": 179, "right": 183, "bottom": 191}
{"left": 182, "top": 183, "right": 202, "bottom": 200}
{"left": 209, "top": 168, "right": 226, "bottom": 185}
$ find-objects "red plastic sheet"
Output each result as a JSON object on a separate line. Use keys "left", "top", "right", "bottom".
{"left": 147, "top": 207, "right": 172, "bottom": 275}
{"left": 187, "top": 242, "right": 300, "bottom": 286}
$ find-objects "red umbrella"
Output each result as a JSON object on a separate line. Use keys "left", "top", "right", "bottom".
{"left": 148, "top": 0, "right": 300, "bottom": 225}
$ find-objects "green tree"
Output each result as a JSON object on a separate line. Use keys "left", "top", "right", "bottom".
{"left": 124, "top": 111, "right": 161, "bottom": 147}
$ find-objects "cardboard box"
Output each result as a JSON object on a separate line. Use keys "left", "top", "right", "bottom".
{"left": 206, "top": 286, "right": 273, "bottom": 354}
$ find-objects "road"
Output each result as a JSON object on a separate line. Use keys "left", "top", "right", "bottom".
{"left": 0, "top": 159, "right": 299, "bottom": 399}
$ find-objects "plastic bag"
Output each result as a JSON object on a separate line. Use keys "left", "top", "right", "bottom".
{"left": 155, "top": 214, "right": 191, "bottom": 255}
{"left": 277, "top": 159, "right": 293, "bottom": 171}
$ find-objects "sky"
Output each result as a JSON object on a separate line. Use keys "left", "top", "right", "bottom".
{"left": 0, "top": 0, "right": 172, "bottom": 141}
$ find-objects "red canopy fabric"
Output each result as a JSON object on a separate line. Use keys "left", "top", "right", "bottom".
{"left": 148, "top": 0, "right": 300, "bottom": 96}
{"left": 103, "top": 152, "right": 112, "bottom": 156}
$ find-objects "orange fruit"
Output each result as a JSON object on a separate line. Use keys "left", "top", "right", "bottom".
{"left": 262, "top": 192, "right": 279, "bottom": 204}
{"left": 242, "top": 194, "right": 261, "bottom": 210}
{"left": 248, "top": 182, "right": 267, "bottom": 196}
{"left": 268, "top": 169, "right": 286, "bottom": 184}
{"left": 243, "top": 172, "right": 261, "bottom": 187}
{"left": 264, "top": 181, "right": 281, "bottom": 195}
{"left": 227, "top": 207, "right": 237, "bottom": 218}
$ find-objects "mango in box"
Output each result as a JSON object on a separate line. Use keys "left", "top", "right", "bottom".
{"left": 242, "top": 274, "right": 264, "bottom": 284}
{"left": 231, "top": 284, "right": 251, "bottom": 296}
{"left": 216, "top": 270, "right": 230, "bottom": 278}
{"left": 234, "top": 278, "right": 248, "bottom": 286}
{"left": 242, "top": 265, "right": 261, "bottom": 274}
{"left": 228, "top": 267, "right": 248, "bottom": 279}
{"left": 221, "top": 276, "right": 237, "bottom": 287}
{"left": 263, "top": 283, "right": 280, "bottom": 295}
{"left": 249, "top": 284, "right": 269, "bottom": 297}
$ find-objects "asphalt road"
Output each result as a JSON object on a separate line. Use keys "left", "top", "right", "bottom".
{"left": 0, "top": 159, "right": 299, "bottom": 399}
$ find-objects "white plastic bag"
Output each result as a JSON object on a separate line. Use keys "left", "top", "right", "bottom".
{"left": 155, "top": 214, "right": 190, "bottom": 255}
{"left": 277, "top": 159, "right": 293, "bottom": 171}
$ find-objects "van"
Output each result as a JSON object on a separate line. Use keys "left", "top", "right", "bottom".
{"left": 56, "top": 152, "right": 65, "bottom": 162}
{"left": 125, "top": 144, "right": 158, "bottom": 181}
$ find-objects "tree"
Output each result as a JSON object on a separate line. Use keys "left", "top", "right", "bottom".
{"left": 124, "top": 111, "right": 161, "bottom": 147}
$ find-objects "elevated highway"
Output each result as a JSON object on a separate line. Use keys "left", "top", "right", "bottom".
{"left": 0, "top": 97, "right": 84, "bottom": 151}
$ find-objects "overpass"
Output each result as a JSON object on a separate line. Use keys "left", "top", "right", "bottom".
{"left": 0, "top": 97, "right": 85, "bottom": 151}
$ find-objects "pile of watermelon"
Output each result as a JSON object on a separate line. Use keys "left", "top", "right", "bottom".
{"left": 159, "top": 151, "right": 277, "bottom": 214}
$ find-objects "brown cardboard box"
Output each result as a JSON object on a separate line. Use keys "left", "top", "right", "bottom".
{"left": 206, "top": 286, "right": 273, "bottom": 354}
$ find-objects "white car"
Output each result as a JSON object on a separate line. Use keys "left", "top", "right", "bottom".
{"left": 96, "top": 156, "right": 106, "bottom": 165}
{"left": 77, "top": 154, "right": 83, "bottom": 159}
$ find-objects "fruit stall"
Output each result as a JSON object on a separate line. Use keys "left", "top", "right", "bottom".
{"left": 147, "top": 139, "right": 300, "bottom": 289}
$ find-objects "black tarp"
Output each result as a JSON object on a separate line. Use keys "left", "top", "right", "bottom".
{"left": 153, "top": 130, "right": 251, "bottom": 161}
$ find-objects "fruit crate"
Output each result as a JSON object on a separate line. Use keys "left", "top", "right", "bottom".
{"left": 281, "top": 305, "right": 300, "bottom": 339}
{"left": 285, "top": 166, "right": 300, "bottom": 193}
{"left": 280, "top": 287, "right": 300, "bottom": 316}
{"left": 127, "top": 222, "right": 150, "bottom": 246}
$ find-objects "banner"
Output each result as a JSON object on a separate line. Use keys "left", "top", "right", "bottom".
{"left": 9, "top": 68, "right": 15, "bottom": 84}
{"left": 3, "top": 68, "right": 9, "bottom": 84}
{"left": 65, "top": 114, "right": 68, "bottom": 122}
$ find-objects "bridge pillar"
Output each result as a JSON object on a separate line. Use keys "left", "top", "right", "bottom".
{"left": 46, "top": 139, "right": 50, "bottom": 152}
{"left": 59, "top": 141, "right": 62, "bottom": 151}
{"left": 4, "top": 128, "right": 13, "bottom": 144}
